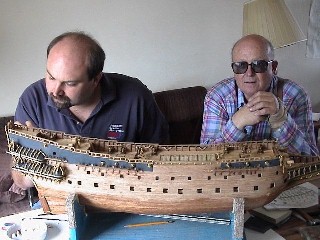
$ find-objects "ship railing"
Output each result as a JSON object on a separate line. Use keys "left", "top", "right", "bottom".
{"left": 86, "top": 151, "right": 111, "bottom": 158}
{"left": 89, "top": 142, "right": 160, "bottom": 155}
{"left": 53, "top": 142, "right": 158, "bottom": 164}
{"left": 222, "top": 155, "right": 275, "bottom": 163}
{"left": 158, "top": 140, "right": 278, "bottom": 152}
{"left": 10, "top": 129, "right": 29, "bottom": 139}
{"left": 287, "top": 162, "right": 320, "bottom": 181}
{"left": 51, "top": 145, "right": 154, "bottom": 165}
{"left": 158, "top": 152, "right": 277, "bottom": 164}
{"left": 13, "top": 165, "right": 64, "bottom": 181}
{"left": 56, "top": 147, "right": 130, "bottom": 162}
{"left": 45, "top": 156, "right": 67, "bottom": 163}
{"left": 66, "top": 147, "right": 90, "bottom": 154}
{"left": 8, "top": 124, "right": 280, "bottom": 161}
{"left": 159, "top": 153, "right": 216, "bottom": 162}
{"left": 10, "top": 128, "right": 59, "bottom": 146}
{"left": 127, "top": 159, "right": 154, "bottom": 164}
{"left": 289, "top": 155, "right": 320, "bottom": 164}
{"left": 7, "top": 143, "right": 45, "bottom": 162}
{"left": 93, "top": 141, "right": 131, "bottom": 152}
{"left": 12, "top": 154, "right": 65, "bottom": 181}
{"left": 9, "top": 152, "right": 45, "bottom": 163}
{"left": 111, "top": 156, "right": 130, "bottom": 161}
{"left": 8, "top": 123, "right": 279, "bottom": 150}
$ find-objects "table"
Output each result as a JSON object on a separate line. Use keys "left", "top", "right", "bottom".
{"left": 2, "top": 179, "right": 320, "bottom": 240}
{"left": 0, "top": 209, "right": 69, "bottom": 240}
{"left": 0, "top": 210, "right": 288, "bottom": 240}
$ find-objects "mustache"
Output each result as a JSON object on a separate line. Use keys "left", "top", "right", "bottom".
{"left": 49, "top": 93, "right": 68, "bottom": 101}
{"left": 49, "top": 93, "right": 72, "bottom": 109}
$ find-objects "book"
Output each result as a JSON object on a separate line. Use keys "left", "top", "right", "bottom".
{"left": 244, "top": 216, "right": 273, "bottom": 233}
{"left": 250, "top": 207, "right": 292, "bottom": 226}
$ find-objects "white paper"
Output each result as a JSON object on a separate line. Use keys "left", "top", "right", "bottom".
{"left": 264, "top": 182, "right": 319, "bottom": 209}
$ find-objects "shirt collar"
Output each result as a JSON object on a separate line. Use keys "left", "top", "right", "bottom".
{"left": 100, "top": 73, "right": 116, "bottom": 105}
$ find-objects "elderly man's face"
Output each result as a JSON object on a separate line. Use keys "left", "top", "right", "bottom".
{"left": 232, "top": 38, "right": 274, "bottom": 100}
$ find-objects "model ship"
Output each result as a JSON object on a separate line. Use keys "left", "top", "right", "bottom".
{"left": 5, "top": 121, "right": 320, "bottom": 215}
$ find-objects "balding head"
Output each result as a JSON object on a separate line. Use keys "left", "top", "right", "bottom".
{"left": 232, "top": 34, "right": 274, "bottom": 61}
{"left": 47, "top": 32, "right": 105, "bottom": 80}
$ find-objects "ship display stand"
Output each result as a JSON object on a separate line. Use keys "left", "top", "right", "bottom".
{"left": 66, "top": 193, "right": 246, "bottom": 240}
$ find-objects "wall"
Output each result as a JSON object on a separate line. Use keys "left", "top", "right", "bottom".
{"left": 0, "top": 0, "right": 319, "bottom": 116}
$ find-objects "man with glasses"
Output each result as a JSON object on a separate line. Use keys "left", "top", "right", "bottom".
{"left": 201, "top": 34, "right": 318, "bottom": 155}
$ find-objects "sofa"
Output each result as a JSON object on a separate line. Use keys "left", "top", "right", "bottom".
{"left": 154, "top": 86, "right": 207, "bottom": 144}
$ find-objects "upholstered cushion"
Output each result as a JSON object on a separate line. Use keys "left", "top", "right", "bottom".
{"left": 153, "top": 86, "right": 207, "bottom": 144}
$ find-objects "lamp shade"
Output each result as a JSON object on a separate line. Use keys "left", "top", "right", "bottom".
{"left": 243, "top": 0, "right": 307, "bottom": 48}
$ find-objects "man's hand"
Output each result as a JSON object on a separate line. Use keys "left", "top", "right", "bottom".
{"left": 232, "top": 105, "right": 265, "bottom": 130}
{"left": 14, "top": 120, "right": 34, "bottom": 128}
{"left": 232, "top": 91, "right": 279, "bottom": 130}
{"left": 246, "top": 91, "right": 279, "bottom": 116}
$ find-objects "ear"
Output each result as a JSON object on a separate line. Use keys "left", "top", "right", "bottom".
{"left": 93, "top": 72, "right": 103, "bottom": 85}
{"left": 271, "top": 60, "right": 278, "bottom": 75}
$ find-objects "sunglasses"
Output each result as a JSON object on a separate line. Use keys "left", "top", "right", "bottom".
{"left": 231, "top": 60, "right": 273, "bottom": 74}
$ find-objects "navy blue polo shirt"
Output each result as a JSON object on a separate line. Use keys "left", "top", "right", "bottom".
{"left": 15, "top": 73, "right": 169, "bottom": 144}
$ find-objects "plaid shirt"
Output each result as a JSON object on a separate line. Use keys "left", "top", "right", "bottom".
{"left": 200, "top": 76, "right": 319, "bottom": 155}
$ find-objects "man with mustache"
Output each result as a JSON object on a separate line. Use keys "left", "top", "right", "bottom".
{"left": 201, "top": 34, "right": 318, "bottom": 156}
{"left": 13, "top": 31, "right": 169, "bottom": 189}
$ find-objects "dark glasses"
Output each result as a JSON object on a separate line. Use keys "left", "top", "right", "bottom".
{"left": 231, "top": 60, "right": 273, "bottom": 74}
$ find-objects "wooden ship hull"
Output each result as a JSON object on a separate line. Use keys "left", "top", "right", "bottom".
{"left": 5, "top": 122, "right": 320, "bottom": 215}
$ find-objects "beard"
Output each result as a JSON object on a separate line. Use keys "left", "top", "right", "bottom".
{"left": 50, "top": 93, "right": 72, "bottom": 109}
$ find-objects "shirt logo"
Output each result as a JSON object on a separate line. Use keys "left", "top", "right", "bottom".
{"left": 107, "top": 124, "right": 124, "bottom": 140}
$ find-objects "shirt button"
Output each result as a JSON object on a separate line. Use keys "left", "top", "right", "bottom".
{"left": 77, "top": 122, "right": 80, "bottom": 125}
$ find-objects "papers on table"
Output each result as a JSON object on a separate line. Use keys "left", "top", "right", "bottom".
{"left": 264, "top": 182, "right": 319, "bottom": 209}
